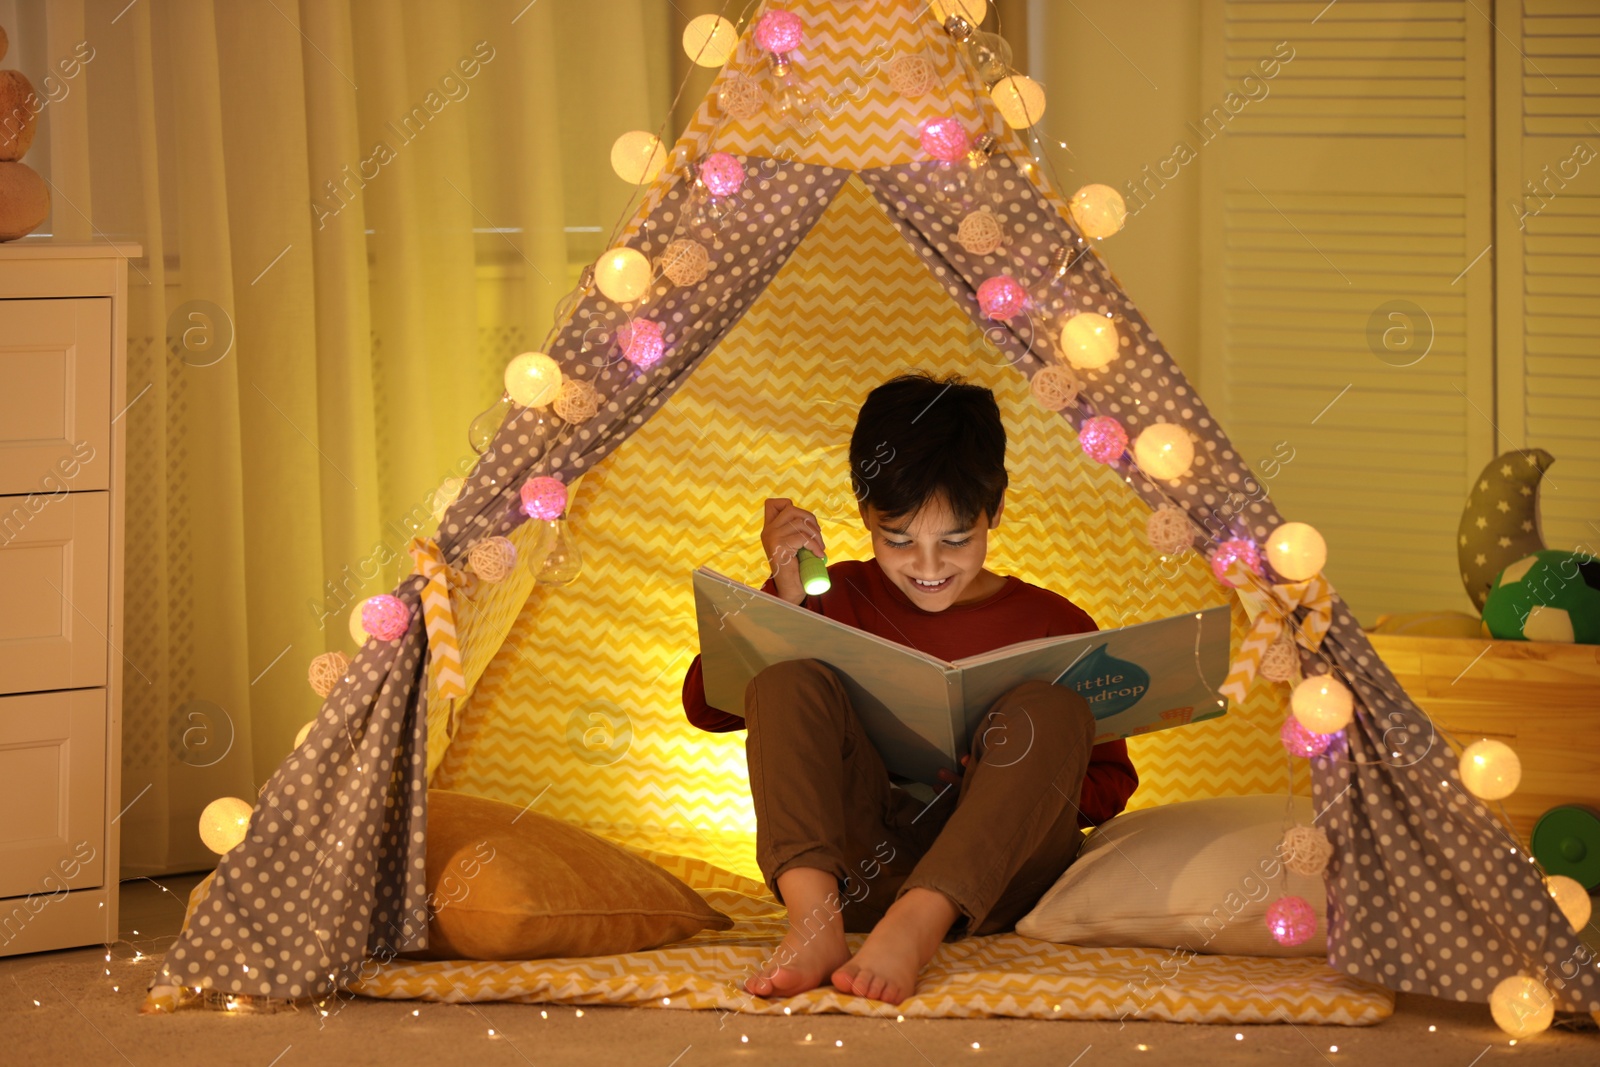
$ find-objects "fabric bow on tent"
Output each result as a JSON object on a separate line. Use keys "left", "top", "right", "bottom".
{"left": 1218, "top": 568, "right": 1334, "bottom": 704}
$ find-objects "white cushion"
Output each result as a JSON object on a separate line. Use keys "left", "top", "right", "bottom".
{"left": 1015, "top": 794, "right": 1328, "bottom": 957}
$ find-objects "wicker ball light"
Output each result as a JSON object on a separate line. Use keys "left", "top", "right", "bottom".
{"left": 1280, "top": 824, "right": 1335, "bottom": 877}
{"left": 658, "top": 238, "right": 710, "bottom": 286}
{"left": 552, "top": 378, "right": 601, "bottom": 424}
{"left": 469, "top": 536, "right": 519, "bottom": 582}
{"left": 887, "top": 54, "right": 937, "bottom": 97}
{"left": 307, "top": 651, "right": 350, "bottom": 698}
{"left": 1145, "top": 504, "right": 1194, "bottom": 555}
{"left": 1260, "top": 635, "right": 1299, "bottom": 683}
{"left": 718, "top": 74, "right": 766, "bottom": 120}
{"left": 1028, "top": 363, "right": 1082, "bottom": 411}
{"left": 956, "top": 209, "right": 1004, "bottom": 255}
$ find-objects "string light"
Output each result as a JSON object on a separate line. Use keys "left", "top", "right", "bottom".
{"left": 1459, "top": 739, "right": 1521, "bottom": 801}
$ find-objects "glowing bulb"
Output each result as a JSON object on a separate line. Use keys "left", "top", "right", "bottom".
{"left": 1070, "top": 183, "right": 1127, "bottom": 238}
{"left": 1459, "top": 739, "right": 1521, "bottom": 800}
{"left": 594, "top": 247, "right": 652, "bottom": 304}
{"left": 990, "top": 75, "right": 1046, "bottom": 128}
{"left": 682, "top": 14, "right": 738, "bottom": 66}
{"left": 1266, "top": 521, "right": 1328, "bottom": 582}
{"left": 609, "top": 131, "right": 666, "bottom": 185}
{"left": 1489, "top": 975, "right": 1554, "bottom": 1038}
{"left": 347, "top": 603, "right": 367, "bottom": 647}
{"left": 1133, "top": 423, "right": 1195, "bottom": 479}
{"left": 929, "top": 0, "right": 988, "bottom": 23}
{"left": 1290, "top": 675, "right": 1353, "bottom": 734}
{"left": 1059, "top": 313, "right": 1119, "bottom": 369}
{"left": 1546, "top": 874, "right": 1592, "bottom": 931}
{"left": 198, "top": 797, "right": 253, "bottom": 854}
{"left": 504, "top": 351, "right": 563, "bottom": 408}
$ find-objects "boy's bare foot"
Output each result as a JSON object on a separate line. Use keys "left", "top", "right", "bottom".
{"left": 746, "top": 867, "right": 852, "bottom": 998}
{"left": 831, "top": 887, "right": 959, "bottom": 1004}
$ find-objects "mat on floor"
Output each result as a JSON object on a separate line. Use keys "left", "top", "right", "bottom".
{"left": 327, "top": 846, "right": 1393, "bottom": 1025}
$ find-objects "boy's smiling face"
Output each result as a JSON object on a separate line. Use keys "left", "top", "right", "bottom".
{"left": 858, "top": 490, "right": 1005, "bottom": 611}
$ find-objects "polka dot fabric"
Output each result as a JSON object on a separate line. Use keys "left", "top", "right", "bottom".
{"left": 148, "top": 158, "right": 851, "bottom": 1011}
{"left": 153, "top": 582, "right": 432, "bottom": 1003}
{"left": 858, "top": 157, "right": 1600, "bottom": 1014}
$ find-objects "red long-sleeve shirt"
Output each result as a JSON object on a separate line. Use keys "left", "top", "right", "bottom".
{"left": 681, "top": 557, "right": 1139, "bottom": 829}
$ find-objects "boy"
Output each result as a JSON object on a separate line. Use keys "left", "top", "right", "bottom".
{"left": 680, "top": 371, "right": 1138, "bottom": 1004}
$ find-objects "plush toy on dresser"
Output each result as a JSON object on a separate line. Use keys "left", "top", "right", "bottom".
{"left": 0, "top": 23, "right": 51, "bottom": 242}
{"left": 1457, "top": 448, "right": 1600, "bottom": 645}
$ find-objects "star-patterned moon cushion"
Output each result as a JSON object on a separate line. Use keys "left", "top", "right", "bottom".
{"left": 1457, "top": 448, "right": 1554, "bottom": 610}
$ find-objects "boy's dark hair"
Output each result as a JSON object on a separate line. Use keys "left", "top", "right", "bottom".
{"left": 849, "top": 370, "right": 1008, "bottom": 530}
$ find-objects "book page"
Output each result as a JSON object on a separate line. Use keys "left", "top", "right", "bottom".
{"left": 693, "top": 568, "right": 964, "bottom": 785}
{"left": 956, "top": 606, "right": 1232, "bottom": 746}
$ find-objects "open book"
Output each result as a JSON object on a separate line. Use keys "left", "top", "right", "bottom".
{"left": 693, "top": 565, "right": 1232, "bottom": 787}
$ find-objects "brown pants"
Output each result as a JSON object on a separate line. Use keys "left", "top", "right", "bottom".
{"left": 743, "top": 657, "right": 1097, "bottom": 938}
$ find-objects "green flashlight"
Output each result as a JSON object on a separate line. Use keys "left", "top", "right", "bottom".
{"left": 796, "top": 547, "right": 831, "bottom": 596}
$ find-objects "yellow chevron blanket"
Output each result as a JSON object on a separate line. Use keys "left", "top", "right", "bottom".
{"left": 335, "top": 838, "right": 1392, "bottom": 1025}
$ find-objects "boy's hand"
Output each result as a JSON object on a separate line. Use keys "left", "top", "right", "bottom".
{"left": 762, "top": 497, "right": 825, "bottom": 605}
{"left": 936, "top": 754, "right": 972, "bottom": 786}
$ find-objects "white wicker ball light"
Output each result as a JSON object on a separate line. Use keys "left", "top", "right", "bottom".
{"left": 504, "top": 351, "right": 563, "bottom": 409}
{"left": 552, "top": 377, "right": 601, "bottom": 424}
{"left": 1145, "top": 505, "right": 1194, "bottom": 555}
{"left": 990, "top": 75, "right": 1046, "bottom": 128}
{"left": 1028, "top": 363, "right": 1082, "bottom": 411}
{"left": 1290, "top": 674, "right": 1353, "bottom": 734}
{"left": 595, "top": 247, "right": 652, "bottom": 304}
{"left": 307, "top": 651, "right": 349, "bottom": 698}
{"left": 469, "top": 536, "right": 519, "bottom": 583}
{"left": 682, "top": 14, "right": 738, "bottom": 66}
{"left": 609, "top": 131, "right": 666, "bottom": 185}
{"left": 956, "top": 209, "right": 1004, "bottom": 255}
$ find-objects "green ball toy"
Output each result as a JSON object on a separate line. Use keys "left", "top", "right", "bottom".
{"left": 1481, "top": 549, "right": 1600, "bottom": 644}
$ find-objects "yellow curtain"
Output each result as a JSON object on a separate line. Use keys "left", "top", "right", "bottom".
{"left": 18, "top": 0, "right": 671, "bottom": 876}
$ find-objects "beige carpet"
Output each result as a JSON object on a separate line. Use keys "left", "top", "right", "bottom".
{"left": 2, "top": 873, "right": 1595, "bottom": 1066}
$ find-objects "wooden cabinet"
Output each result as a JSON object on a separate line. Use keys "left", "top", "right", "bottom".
{"left": 1367, "top": 633, "right": 1600, "bottom": 841}
{"left": 0, "top": 241, "right": 137, "bottom": 957}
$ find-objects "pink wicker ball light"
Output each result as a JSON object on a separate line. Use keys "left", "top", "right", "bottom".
{"left": 699, "top": 152, "right": 746, "bottom": 197}
{"left": 1266, "top": 895, "right": 1318, "bottom": 947}
{"left": 1281, "top": 716, "right": 1340, "bottom": 759}
{"left": 618, "top": 318, "right": 666, "bottom": 368}
{"left": 520, "top": 476, "right": 568, "bottom": 521}
{"left": 361, "top": 595, "right": 411, "bottom": 642}
{"left": 754, "top": 8, "right": 803, "bottom": 54}
{"left": 1211, "top": 537, "right": 1262, "bottom": 587}
{"left": 1078, "top": 415, "right": 1128, "bottom": 464}
{"left": 976, "top": 274, "right": 1027, "bottom": 320}
{"left": 920, "top": 116, "right": 971, "bottom": 162}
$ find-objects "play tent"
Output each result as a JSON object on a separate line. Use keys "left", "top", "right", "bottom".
{"left": 148, "top": 0, "right": 1598, "bottom": 1025}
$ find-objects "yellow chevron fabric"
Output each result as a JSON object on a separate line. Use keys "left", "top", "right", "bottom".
{"left": 343, "top": 841, "right": 1393, "bottom": 1025}
{"left": 432, "top": 176, "right": 1305, "bottom": 846}
{"left": 408, "top": 536, "right": 472, "bottom": 709}
{"left": 674, "top": 0, "right": 990, "bottom": 171}
{"left": 425, "top": 503, "right": 560, "bottom": 780}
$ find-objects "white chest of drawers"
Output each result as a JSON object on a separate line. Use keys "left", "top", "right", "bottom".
{"left": 0, "top": 239, "right": 137, "bottom": 957}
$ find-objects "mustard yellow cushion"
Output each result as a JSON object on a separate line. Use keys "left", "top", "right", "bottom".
{"left": 404, "top": 789, "right": 732, "bottom": 961}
